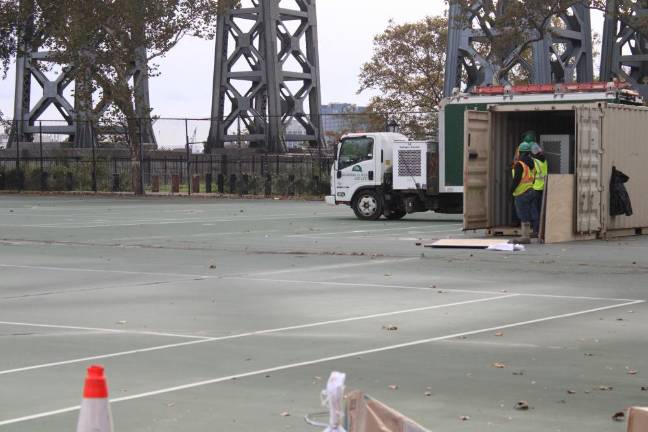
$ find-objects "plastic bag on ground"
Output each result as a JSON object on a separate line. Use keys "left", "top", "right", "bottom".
{"left": 321, "top": 372, "right": 347, "bottom": 432}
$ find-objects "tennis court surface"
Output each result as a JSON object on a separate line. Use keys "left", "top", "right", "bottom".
{"left": 1, "top": 196, "right": 647, "bottom": 431}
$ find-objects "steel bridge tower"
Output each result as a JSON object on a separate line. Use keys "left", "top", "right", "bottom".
{"left": 444, "top": 1, "right": 594, "bottom": 96}
{"left": 207, "top": 0, "right": 323, "bottom": 153}
{"left": 601, "top": 1, "right": 648, "bottom": 99}
{"left": 10, "top": 12, "right": 156, "bottom": 148}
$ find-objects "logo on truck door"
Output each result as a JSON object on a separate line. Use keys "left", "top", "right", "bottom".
{"left": 352, "top": 166, "right": 363, "bottom": 172}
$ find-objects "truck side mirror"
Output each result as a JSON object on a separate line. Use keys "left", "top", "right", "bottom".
{"left": 337, "top": 171, "right": 342, "bottom": 179}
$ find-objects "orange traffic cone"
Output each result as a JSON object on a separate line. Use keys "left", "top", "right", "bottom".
{"left": 76, "top": 365, "right": 113, "bottom": 432}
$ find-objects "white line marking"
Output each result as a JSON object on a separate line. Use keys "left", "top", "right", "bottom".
{"left": 0, "top": 294, "right": 516, "bottom": 376}
{"left": 0, "top": 264, "right": 208, "bottom": 279}
{"left": 0, "top": 321, "right": 210, "bottom": 340}
{"left": 286, "top": 224, "right": 462, "bottom": 238}
{"left": 292, "top": 227, "right": 463, "bottom": 240}
{"left": 230, "top": 277, "right": 643, "bottom": 302}
{"left": 247, "top": 257, "right": 418, "bottom": 277}
{"left": 0, "top": 214, "right": 333, "bottom": 229}
{"left": 1, "top": 299, "right": 642, "bottom": 426}
{"left": 109, "top": 230, "right": 280, "bottom": 242}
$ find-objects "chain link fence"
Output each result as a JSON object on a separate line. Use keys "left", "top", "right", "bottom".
{"left": 0, "top": 111, "right": 437, "bottom": 195}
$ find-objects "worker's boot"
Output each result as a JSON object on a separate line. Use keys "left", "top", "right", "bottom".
{"left": 517, "top": 222, "right": 532, "bottom": 244}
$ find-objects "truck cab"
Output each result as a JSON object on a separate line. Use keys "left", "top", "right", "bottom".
{"left": 326, "top": 132, "right": 462, "bottom": 220}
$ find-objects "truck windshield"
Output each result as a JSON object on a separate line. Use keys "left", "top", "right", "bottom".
{"left": 338, "top": 137, "right": 374, "bottom": 170}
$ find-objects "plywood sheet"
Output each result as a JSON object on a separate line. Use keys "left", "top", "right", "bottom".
{"left": 628, "top": 407, "right": 648, "bottom": 432}
{"left": 426, "top": 239, "right": 509, "bottom": 249}
{"left": 543, "top": 175, "right": 596, "bottom": 243}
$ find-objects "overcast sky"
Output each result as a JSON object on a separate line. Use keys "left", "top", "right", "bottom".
{"left": 0, "top": 0, "right": 445, "bottom": 121}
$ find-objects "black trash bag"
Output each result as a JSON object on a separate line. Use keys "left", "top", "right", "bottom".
{"left": 610, "top": 166, "right": 633, "bottom": 217}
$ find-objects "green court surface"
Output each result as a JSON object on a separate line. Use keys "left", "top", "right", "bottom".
{"left": 0, "top": 196, "right": 647, "bottom": 431}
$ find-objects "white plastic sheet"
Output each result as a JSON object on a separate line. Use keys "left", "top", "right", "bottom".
{"left": 321, "top": 372, "right": 347, "bottom": 432}
{"left": 486, "top": 243, "right": 526, "bottom": 252}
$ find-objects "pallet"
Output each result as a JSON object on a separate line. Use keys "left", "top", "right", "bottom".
{"left": 603, "top": 227, "right": 648, "bottom": 240}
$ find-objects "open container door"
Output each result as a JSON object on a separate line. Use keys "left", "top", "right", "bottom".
{"left": 463, "top": 110, "right": 492, "bottom": 230}
{"left": 575, "top": 106, "right": 603, "bottom": 234}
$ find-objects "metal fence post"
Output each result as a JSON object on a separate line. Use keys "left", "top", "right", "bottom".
{"left": 138, "top": 119, "right": 144, "bottom": 194}
{"left": 39, "top": 121, "right": 44, "bottom": 191}
{"left": 91, "top": 121, "right": 97, "bottom": 193}
{"left": 185, "top": 119, "right": 191, "bottom": 195}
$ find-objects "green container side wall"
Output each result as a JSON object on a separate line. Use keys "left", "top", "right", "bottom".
{"left": 444, "top": 103, "right": 487, "bottom": 186}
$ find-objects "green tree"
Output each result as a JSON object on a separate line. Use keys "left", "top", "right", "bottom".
{"left": 358, "top": 16, "right": 448, "bottom": 139}
{"left": 0, "top": 0, "right": 231, "bottom": 194}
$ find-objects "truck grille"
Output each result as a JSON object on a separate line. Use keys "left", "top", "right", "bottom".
{"left": 398, "top": 150, "right": 422, "bottom": 176}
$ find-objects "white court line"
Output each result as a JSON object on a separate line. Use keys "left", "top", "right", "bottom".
{"left": 0, "top": 264, "right": 208, "bottom": 279}
{"left": 0, "top": 257, "right": 416, "bottom": 280}
{"left": 0, "top": 294, "right": 517, "bottom": 376}
{"left": 246, "top": 257, "right": 418, "bottom": 277}
{"left": 286, "top": 224, "right": 462, "bottom": 238}
{"left": 0, "top": 321, "right": 211, "bottom": 340}
{"left": 0, "top": 299, "right": 642, "bottom": 427}
{"left": 109, "top": 229, "right": 280, "bottom": 242}
{"left": 0, "top": 214, "right": 333, "bottom": 229}
{"left": 229, "top": 277, "right": 643, "bottom": 302}
{"left": 291, "top": 227, "right": 463, "bottom": 241}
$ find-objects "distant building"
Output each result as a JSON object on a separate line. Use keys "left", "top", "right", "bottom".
{"left": 0, "top": 131, "right": 8, "bottom": 149}
{"left": 320, "top": 103, "right": 370, "bottom": 147}
{"left": 283, "top": 103, "right": 372, "bottom": 149}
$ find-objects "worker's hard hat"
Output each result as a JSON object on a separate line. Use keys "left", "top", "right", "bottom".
{"left": 522, "top": 131, "right": 537, "bottom": 143}
{"left": 531, "top": 143, "right": 543, "bottom": 155}
{"left": 518, "top": 142, "right": 533, "bottom": 153}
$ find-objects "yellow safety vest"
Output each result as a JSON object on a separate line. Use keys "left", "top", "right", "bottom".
{"left": 512, "top": 160, "right": 535, "bottom": 197}
{"left": 533, "top": 159, "right": 548, "bottom": 191}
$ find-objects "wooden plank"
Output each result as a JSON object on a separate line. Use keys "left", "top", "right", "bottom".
{"left": 603, "top": 228, "right": 648, "bottom": 239}
{"left": 425, "top": 239, "right": 509, "bottom": 249}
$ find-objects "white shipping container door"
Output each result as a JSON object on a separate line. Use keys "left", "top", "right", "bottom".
{"left": 463, "top": 110, "right": 491, "bottom": 230}
{"left": 576, "top": 106, "right": 603, "bottom": 233}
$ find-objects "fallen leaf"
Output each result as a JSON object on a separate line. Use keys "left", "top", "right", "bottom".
{"left": 382, "top": 325, "right": 399, "bottom": 331}
{"left": 612, "top": 411, "right": 625, "bottom": 422}
{"left": 599, "top": 385, "right": 613, "bottom": 391}
{"left": 627, "top": 369, "right": 639, "bottom": 375}
{"left": 280, "top": 412, "right": 290, "bottom": 417}
{"left": 567, "top": 389, "right": 576, "bottom": 395}
{"left": 167, "top": 402, "right": 175, "bottom": 408}
{"left": 514, "top": 401, "right": 530, "bottom": 411}
{"left": 424, "top": 391, "right": 432, "bottom": 397}
{"left": 495, "top": 332, "right": 504, "bottom": 337}
{"left": 512, "top": 371, "right": 525, "bottom": 376}
{"left": 492, "top": 362, "right": 506, "bottom": 369}
{"left": 388, "top": 385, "right": 399, "bottom": 390}
{"left": 641, "top": 386, "right": 648, "bottom": 391}
{"left": 116, "top": 320, "right": 128, "bottom": 325}
{"left": 459, "top": 416, "right": 470, "bottom": 421}
{"left": 209, "top": 265, "right": 217, "bottom": 269}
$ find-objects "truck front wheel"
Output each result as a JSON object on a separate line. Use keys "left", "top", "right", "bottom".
{"left": 353, "top": 190, "right": 383, "bottom": 221}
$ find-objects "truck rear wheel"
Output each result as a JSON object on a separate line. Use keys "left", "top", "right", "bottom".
{"left": 353, "top": 190, "right": 383, "bottom": 221}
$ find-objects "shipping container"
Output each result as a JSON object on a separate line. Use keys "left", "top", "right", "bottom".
{"left": 460, "top": 98, "right": 648, "bottom": 242}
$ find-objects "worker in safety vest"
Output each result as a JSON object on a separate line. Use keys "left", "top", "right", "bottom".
{"left": 532, "top": 143, "right": 548, "bottom": 221}
{"left": 511, "top": 142, "right": 538, "bottom": 244}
